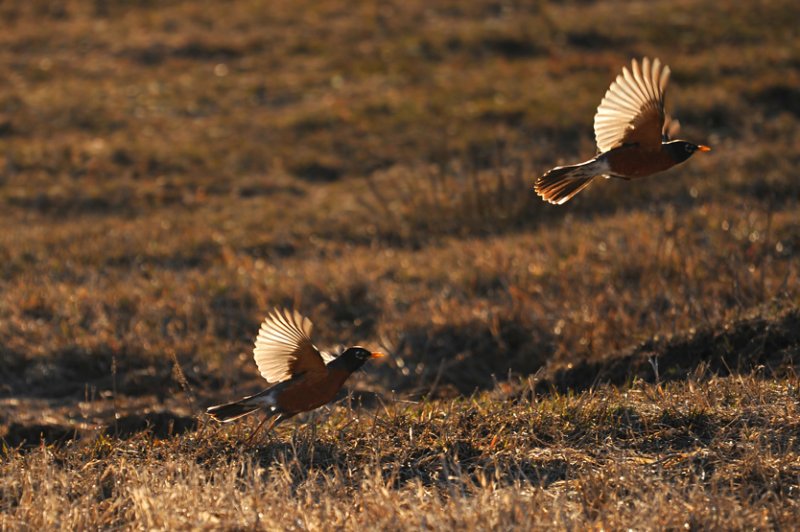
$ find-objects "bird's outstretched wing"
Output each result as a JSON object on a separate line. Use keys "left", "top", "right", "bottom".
{"left": 252, "top": 308, "right": 327, "bottom": 384}
{"left": 594, "top": 57, "right": 670, "bottom": 153}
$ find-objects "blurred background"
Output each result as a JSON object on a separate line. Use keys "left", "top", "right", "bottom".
{"left": 0, "top": 0, "right": 798, "bottom": 436}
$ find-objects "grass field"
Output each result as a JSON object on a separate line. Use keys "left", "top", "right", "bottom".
{"left": 1, "top": 0, "right": 799, "bottom": 528}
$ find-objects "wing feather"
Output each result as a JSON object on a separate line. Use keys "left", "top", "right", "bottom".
{"left": 252, "top": 308, "right": 326, "bottom": 384}
{"left": 594, "top": 58, "right": 670, "bottom": 152}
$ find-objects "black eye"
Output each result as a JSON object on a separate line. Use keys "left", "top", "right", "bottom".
{"left": 685, "top": 144, "right": 693, "bottom": 152}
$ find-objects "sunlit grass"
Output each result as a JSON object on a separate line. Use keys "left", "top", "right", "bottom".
{"left": 0, "top": 0, "right": 798, "bottom": 528}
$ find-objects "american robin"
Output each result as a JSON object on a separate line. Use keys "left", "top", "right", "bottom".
{"left": 535, "top": 57, "right": 711, "bottom": 205}
{"left": 206, "top": 308, "right": 384, "bottom": 436}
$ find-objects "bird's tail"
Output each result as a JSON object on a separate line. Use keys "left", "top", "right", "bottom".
{"left": 206, "top": 399, "right": 260, "bottom": 423}
{"left": 535, "top": 158, "right": 607, "bottom": 205}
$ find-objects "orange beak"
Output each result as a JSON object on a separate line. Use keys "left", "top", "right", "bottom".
{"left": 697, "top": 145, "right": 711, "bottom": 152}
{"left": 370, "top": 351, "right": 385, "bottom": 359}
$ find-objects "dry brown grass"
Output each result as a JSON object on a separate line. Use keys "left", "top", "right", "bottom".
{"left": 2, "top": 375, "right": 799, "bottom": 529}
{"left": 1, "top": 0, "right": 799, "bottom": 529}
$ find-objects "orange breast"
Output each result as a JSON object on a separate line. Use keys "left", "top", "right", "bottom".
{"left": 603, "top": 145, "right": 676, "bottom": 178}
{"left": 274, "top": 369, "right": 352, "bottom": 414}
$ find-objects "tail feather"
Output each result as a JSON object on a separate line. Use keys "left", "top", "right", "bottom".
{"left": 535, "top": 158, "right": 607, "bottom": 205}
{"left": 206, "top": 400, "right": 260, "bottom": 422}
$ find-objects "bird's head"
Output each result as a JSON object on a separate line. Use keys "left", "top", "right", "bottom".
{"left": 665, "top": 140, "right": 711, "bottom": 163}
{"left": 336, "top": 346, "right": 385, "bottom": 372}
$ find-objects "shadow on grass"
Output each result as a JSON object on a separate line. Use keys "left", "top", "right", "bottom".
{"left": 1, "top": 422, "right": 77, "bottom": 449}
{"left": 1, "top": 411, "right": 197, "bottom": 450}
{"left": 391, "top": 317, "right": 555, "bottom": 396}
{"left": 539, "top": 307, "right": 800, "bottom": 394}
{"left": 246, "top": 436, "right": 568, "bottom": 491}
{"left": 107, "top": 411, "right": 198, "bottom": 440}
{"left": 375, "top": 445, "right": 570, "bottom": 490}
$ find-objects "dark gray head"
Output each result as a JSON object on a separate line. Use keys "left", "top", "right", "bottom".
{"left": 664, "top": 140, "right": 711, "bottom": 164}
{"left": 329, "top": 346, "right": 385, "bottom": 373}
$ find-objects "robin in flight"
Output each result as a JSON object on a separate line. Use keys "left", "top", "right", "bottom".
{"left": 535, "top": 57, "right": 711, "bottom": 205}
{"left": 206, "top": 308, "right": 384, "bottom": 438}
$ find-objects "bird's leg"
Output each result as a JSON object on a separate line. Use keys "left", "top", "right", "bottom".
{"left": 244, "top": 413, "right": 282, "bottom": 446}
{"left": 244, "top": 414, "right": 270, "bottom": 445}
{"left": 265, "top": 413, "right": 283, "bottom": 433}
